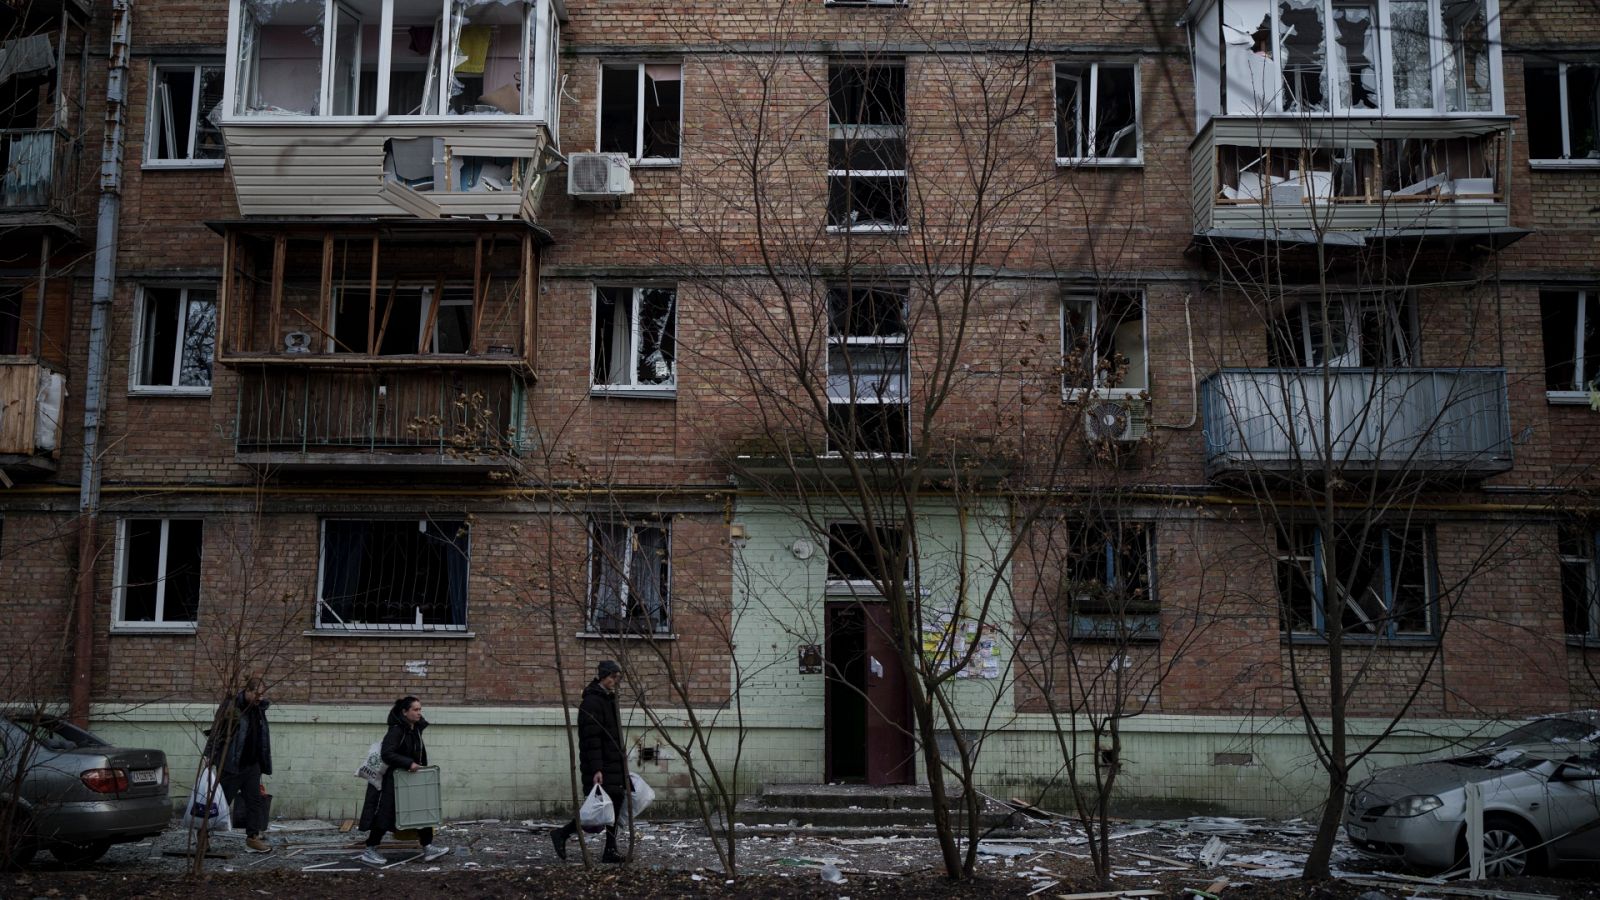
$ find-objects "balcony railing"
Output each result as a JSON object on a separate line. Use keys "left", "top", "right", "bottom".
{"left": 235, "top": 367, "right": 523, "bottom": 469}
{"left": 1190, "top": 116, "right": 1513, "bottom": 240}
{"left": 1, "top": 128, "right": 77, "bottom": 220}
{"left": 0, "top": 357, "right": 65, "bottom": 473}
{"left": 1200, "top": 367, "right": 1511, "bottom": 481}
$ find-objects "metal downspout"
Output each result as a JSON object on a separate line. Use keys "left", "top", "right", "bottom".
{"left": 70, "top": 0, "right": 130, "bottom": 725}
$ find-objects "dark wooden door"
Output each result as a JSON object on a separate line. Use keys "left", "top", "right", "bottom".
{"left": 861, "top": 602, "right": 914, "bottom": 785}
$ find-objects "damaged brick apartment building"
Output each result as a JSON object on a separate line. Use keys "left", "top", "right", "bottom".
{"left": 1, "top": 0, "right": 1598, "bottom": 819}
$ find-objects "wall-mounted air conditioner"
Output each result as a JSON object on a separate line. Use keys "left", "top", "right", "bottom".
{"left": 1083, "top": 397, "right": 1150, "bottom": 445}
{"left": 567, "top": 152, "right": 634, "bottom": 199}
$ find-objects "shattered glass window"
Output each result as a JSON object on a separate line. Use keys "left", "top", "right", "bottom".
{"left": 593, "top": 286, "right": 677, "bottom": 390}
{"left": 1064, "top": 520, "right": 1158, "bottom": 640}
{"left": 1527, "top": 64, "right": 1600, "bottom": 162}
{"left": 1558, "top": 525, "right": 1598, "bottom": 639}
{"left": 319, "top": 519, "right": 470, "bottom": 630}
{"left": 1539, "top": 289, "right": 1600, "bottom": 393}
{"left": 118, "top": 519, "right": 203, "bottom": 626}
{"left": 1062, "top": 292, "right": 1146, "bottom": 391}
{"left": 150, "top": 64, "right": 225, "bottom": 163}
{"left": 137, "top": 287, "right": 215, "bottom": 390}
{"left": 1055, "top": 62, "right": 1140, "bottom": 160}
{"left": 599, "top": 63, "right": 682, "bottom": 160}
{"left": 1285, "top": 524, "right": 1437, "bottom": 639}
{"left": 1389, "top": 0, "right": 1433, "bottom": 109}
{"left": 827, "top": 284, "right": 909, "bottom": 454}
{"left": 235, "top": 0, "right": 324, "bottom": 115}
{"left": 1278, "top": 0, "right": 1327, "bottom": 112}
{"left": 1441, "top": 0, "right": 1492, "bottom": 113}
{"left": 828, "top": 62, "right": 907, "bottom": 229}
{"left": 589, "top": 521, "right": 671, "bottom": 634}
{"left": 1331, "top": 2, "right": 1378, "bottom": 110}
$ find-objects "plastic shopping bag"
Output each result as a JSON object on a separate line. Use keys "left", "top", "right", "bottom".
{"left": 578, "top": 784, "right": 615, "bottom": 833}
{"left": 181, "top": 766, "right": 233, "bottom": 832}
{"left": 354, "top": 740, "right": 387, "bottom": 790}
{"left": 626, "top": 773, "right": 655, "bottom": 818}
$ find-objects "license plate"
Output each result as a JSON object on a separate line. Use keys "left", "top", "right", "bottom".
{"left": 1346, "top": 824, "right": 1367, "bottom": 841}
{"left": 131, "top": 769, "right": 159, "bottom": 785}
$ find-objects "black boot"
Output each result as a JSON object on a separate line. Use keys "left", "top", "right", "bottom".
{"left": 550, "top": 822, "right": 574, "bottom": 861}
{"left": 601, "top": 825, "right": 624, "bottom": 863}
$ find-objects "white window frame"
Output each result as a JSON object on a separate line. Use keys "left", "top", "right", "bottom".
{"left": 1527, "top": 62, "right": 1600, "bottom": 168}
{"left": 1054, "top": 61, "right": 1143, "bottom": 166}
{"left": 145, "top": 62, "right": 227, "bottom": 168}
{"left": 826, "top": 285, "right": 910, "bottom": 456}
{"left": 130, "top": 285, "right": 217, "bottom": 396}
{"left": 1060, "top": 290, "right": 1148, "bottom": 400}
{"left": 596, "top": 61, "right": 683, "bottom": 165}
{"left": 112, "top": 518, "right": 203, "bottom": 633}
{"left": 314, "top": 518, "right": 472, "bottom": 633}
{"left": 1560, "top": 525, "right": 1600, "bottom": 642}
{"left": 586, "top": 519, "right": 673, "bottom": 635}
{"left": 826, "top": 61, "right": 908, "bottom": 235}
{"left": 1542, "top": 288, "right": 1598, "bottom": 405}
{"left": 590, "top": 285, "right": 678, "bottom": 397}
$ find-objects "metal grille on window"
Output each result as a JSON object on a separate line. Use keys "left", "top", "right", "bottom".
{"left": 319, "top": 519, "right": 470, "bottom": 629}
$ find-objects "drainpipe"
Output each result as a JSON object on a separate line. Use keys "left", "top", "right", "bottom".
{"left": 70, "top": 0, "right": 131, "bottom": 726}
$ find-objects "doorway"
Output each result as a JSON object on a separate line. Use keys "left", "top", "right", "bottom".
{"left": 824, "top": 601, "right": 914, "bottom": 785}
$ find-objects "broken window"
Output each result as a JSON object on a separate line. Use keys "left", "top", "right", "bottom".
{"left": 147, "top": 63, "right": 225, "bottom": 165}
{"left": 1540, "top": 288, "right": 1600, "bottom": 394}
{"left": 589, "top": 520, "right": 671, "bottom": 634}
{"left": 1266, "top": 293, "right": 1414, "bottom": 368}
{"left": 592, "top": 286, "right": 676, "bottom": 391}
{"left": 1527, "top": 64, "right": 1600, "bottom": 163}
{"left": 1331, "top": 2, "right": 1378, "bottom": 110}
{"left": 115, "top": 519, "right": 203, "bottom": 628}
{"left": 826, "top": 523, "right": 907, "bottom": 584}
{"left": 1277, "top": 524, "right": 1437, "bottom": 638}
{"left": 1062, "top": 291, "right": 1147, "bottom": 393}
{"left": 1559, "top": 524, "right": 1599, "bottom": 640}
{"left": 599, "top": 63, "right": 682, "bottom": 162}
{"left": 827, "top": 62, "right": 907, "bottom": 231}
{"left": 827, "top": 284, "right": 908, "bottom": 455}
{"left": 1441, "top": 0, "right": 1492, "bottom": 113}
{"left": 1389, "top": 0, "right": 1434, "bottom": 109}
{"left": 1055, "top": 62, "right": 1140, "bottom": 161}
{"left": 318, "top": 519, "right": 470, "bottom": 631}
{"left": 233, "top": 0, "right": 535, "bottom": 117}
{"left": 1278, "top": 0, "right": 1327, "bottom": 112}
{"left": 134, "top": 286, "right": 216, "bottom": 392}
{"left": 1062, "top": 520, "right": 1158, "bottom": 640}
{"left": 330, "top": 284, "right": 474, "bottom": 355}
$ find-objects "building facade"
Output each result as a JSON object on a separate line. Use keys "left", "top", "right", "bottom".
{"left": 0, "top": 0, "right": 1597, "bottom": 819}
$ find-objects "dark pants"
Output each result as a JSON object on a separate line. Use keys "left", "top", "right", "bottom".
{"left": 366, "top": 826, "right": 433, "bottom": 848}
{"left": 556, "top": 784, "right": 623, "bottom": 853}
{"left": 220, "top": 764, "right": 264, "bottom": 838}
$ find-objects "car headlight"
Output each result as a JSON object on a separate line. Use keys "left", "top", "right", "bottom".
{"left": 1390, "top": 794, "right": 1443, "bottom": 817}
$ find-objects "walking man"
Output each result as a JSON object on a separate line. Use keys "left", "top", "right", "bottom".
{"left": 206, "top": 675, "right": 273, "bottom": 853}
{"left": 551, "top": 660, "right": 627, "bottom": 863}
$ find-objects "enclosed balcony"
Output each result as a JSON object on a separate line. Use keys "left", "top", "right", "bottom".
{"left": 1, "top": 128, "right": 79, "bottom": 225}
{"left": 220, "top": 0, "right": 565, "bottom": 221}
{"left": 234, "top": 366, "right": 523, "bottom": 471}
{"left": 1200, "top": 367, "right": 1512, "bottom": 483}
{"left": 0, "top": 359, "right": 66, "bottom": 479}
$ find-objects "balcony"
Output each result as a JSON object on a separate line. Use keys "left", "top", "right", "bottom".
{"left": 1200, "top": 367, "right": 1511, "bottom": 483}
{"left": 1190, "top": 116, "right": 1514, "bottom": 242}
{"left": 1, "top": 128, "right": 78, "bottom": 223}
{"left": 0, "top": 358, "right": 65, "bottom": 478}
{"left": 234, "top": 366, "right": 523, "bottom": 472}
{"left": 219, "top": 0, "right": 565, "bottom": 222}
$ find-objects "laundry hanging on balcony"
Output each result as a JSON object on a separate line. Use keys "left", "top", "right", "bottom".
{"left": 0, "top": 35, "right": 55, "bottom": 88}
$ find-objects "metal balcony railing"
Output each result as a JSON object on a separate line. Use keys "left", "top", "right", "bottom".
{"left": 235, "top": 367, "right": 523, "bottom": 463}
{"left": 1200, "top": 367, "right": 1512, "bottom": 480}
{"left": 1, "top": 128, "right": 77, "bottom": 216}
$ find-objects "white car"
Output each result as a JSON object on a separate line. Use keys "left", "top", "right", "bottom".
{"left": 1344, "top": 713, "right": 1600, "bottom": 876}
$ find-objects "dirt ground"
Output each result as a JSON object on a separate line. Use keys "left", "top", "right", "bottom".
{"left": 8, "top": 814, "right": 1599, "bottom": 899}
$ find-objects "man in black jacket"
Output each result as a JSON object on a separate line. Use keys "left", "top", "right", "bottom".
{"left": 205, "top": 675, "right": 273, "bottom": 853}
{"left": 551, "top": 660, "right": 627, "bottom": 863}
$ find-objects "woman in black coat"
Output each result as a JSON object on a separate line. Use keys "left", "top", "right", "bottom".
{"left": 357, "top": 696, "right": 449, "bottom": 866}
{"left": 550, "top": 660, "right": 627, "bottom": 863}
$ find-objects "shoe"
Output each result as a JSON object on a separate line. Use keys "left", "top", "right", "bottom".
{"left": 550, "top": 828, "right": 568, "bottom": 861}
{"left": 245, "top": 836, "right": 272, "bottom": 853}
{"left": 358, "top": 847, "right": 386, "bottom": 867}
{"left": 601, "top": 849, "right": 625, "bottom": 864}
{"left": 421, "top": 844, "right": 450, "bottom": 862}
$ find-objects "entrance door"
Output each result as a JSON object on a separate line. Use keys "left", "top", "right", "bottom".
{"left": 825, "top": 601, "right": 914, "bottom": 785}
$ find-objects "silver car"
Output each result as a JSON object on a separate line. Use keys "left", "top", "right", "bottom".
{"left": 1, "top": 712, "right": 171, "bottom": 868}
{"left": 1344, "top": 712, "right": 1600, "bottom": 876}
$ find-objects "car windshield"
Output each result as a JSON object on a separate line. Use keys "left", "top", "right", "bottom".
{"left": 1477, "top": 717, "right": 1599, "bottom": 751}
{"left": 1453, "top": 748, "right": 1552, "bottom": 771}
{"left": 2, "top": 714, "right": 108, "bottom": 751}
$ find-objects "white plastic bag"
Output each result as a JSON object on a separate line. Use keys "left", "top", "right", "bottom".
{"left": 578, "top": 784, "right": 614, "bottom": 832}
{"left": 626, "top": 772, "right": 655, "bottom": 817}
{"left": 355, "top": 740, "right": 387, "bottom": 790}
{"left": 181, "top": 766, "right": 232, "bottom": 832}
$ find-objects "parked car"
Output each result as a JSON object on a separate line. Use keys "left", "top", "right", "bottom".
{"left": 1344, "top": 712, "right": 1600, "bottom": 876}
{"left": 1, "top": 711, "right": 170, "bottom": 867}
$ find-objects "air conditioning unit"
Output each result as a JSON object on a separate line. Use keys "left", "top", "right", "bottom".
{"left": 1083, "top": 397, "right": 1149, "bottom": 445}
{"left": 567, "top": 152, "right": 633, "bottom": 199}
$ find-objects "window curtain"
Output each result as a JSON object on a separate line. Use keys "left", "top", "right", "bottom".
{"left": 592, "top": 523, "right": 626, "bottom": 625}
{"left": 630, "top": 526, "right": 669, "bottom": 630}
{"left": 434, "top": 522, "right": 471, "bottom": 626}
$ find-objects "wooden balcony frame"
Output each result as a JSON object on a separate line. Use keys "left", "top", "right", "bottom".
{"left": 215, "top": 220, "right": 544, "bottom": 376}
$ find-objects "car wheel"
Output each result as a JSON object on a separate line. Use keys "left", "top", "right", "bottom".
{"left": 0, "top": 815, "right": 37, "bottom": 870}
{"left": 1459, "top": 814, "right": 1543, "bottom": 878}
{"left": 49, "top": 839, "right": 111, "bottom": 867}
